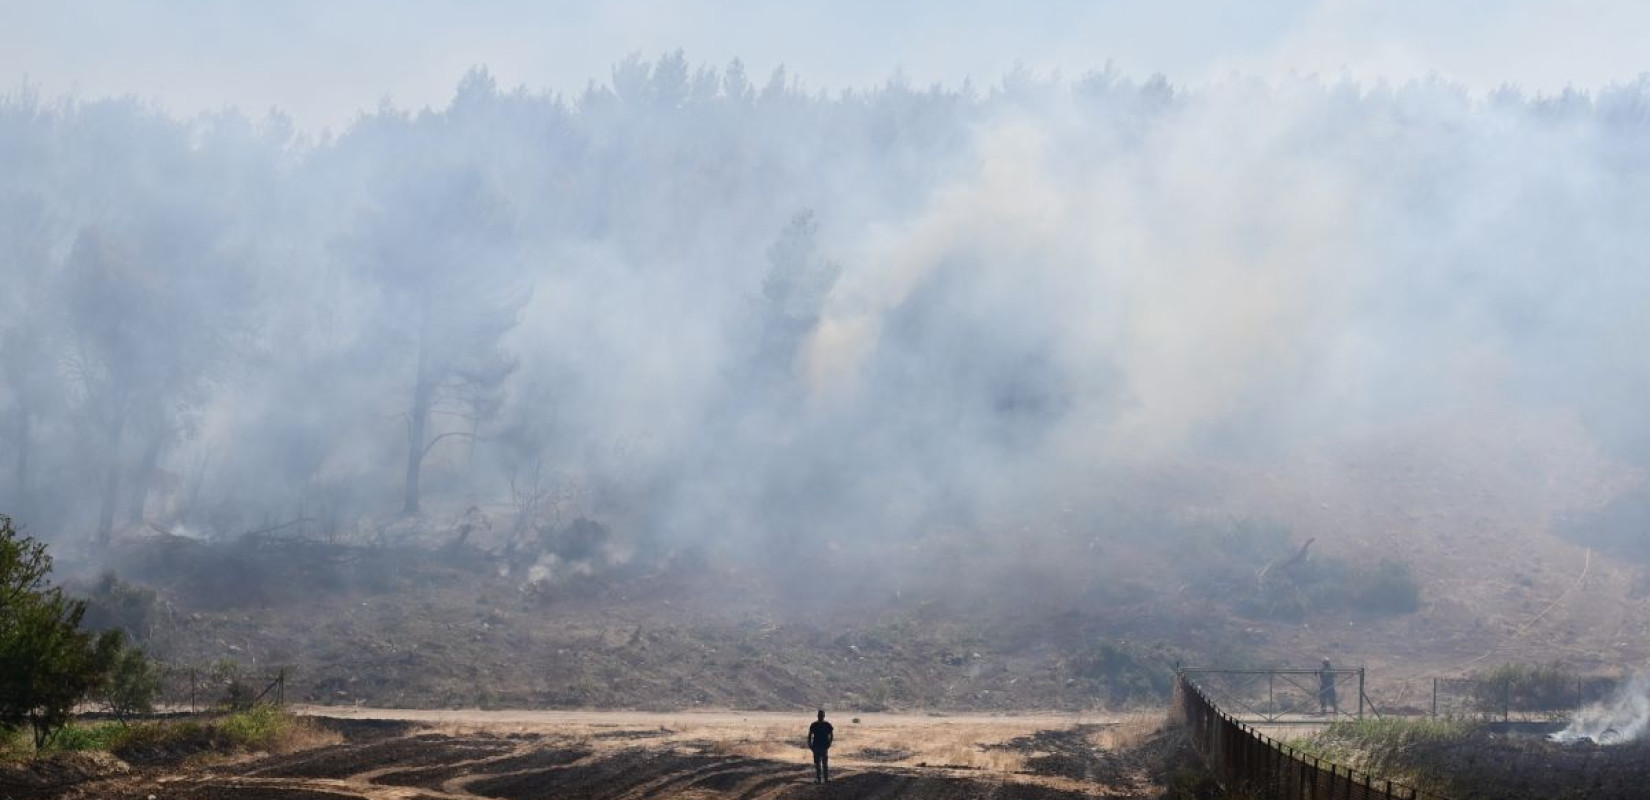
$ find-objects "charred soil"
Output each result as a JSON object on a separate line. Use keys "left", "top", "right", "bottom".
{"left": 48, "top": 714, "right": 1174, "bottom": 800}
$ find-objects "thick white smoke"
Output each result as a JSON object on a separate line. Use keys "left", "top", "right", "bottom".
{"left": 1551, "top": 673, "right": 1650, "bottom": 745}
{"left": 2, "top": 61, "right": 1649, "bottom": 580}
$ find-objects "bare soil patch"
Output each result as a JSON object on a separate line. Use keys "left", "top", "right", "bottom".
{"left": 51, "top": 710, "right": 1166, "bottom": 799}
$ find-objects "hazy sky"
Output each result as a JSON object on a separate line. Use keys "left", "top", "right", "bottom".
{"left": 4, "top": 0, "right": 1645, "bottom": 130}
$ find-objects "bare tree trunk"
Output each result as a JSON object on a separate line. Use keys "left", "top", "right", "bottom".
{"left": 402, "top": 302, "right": 434, "bottom": 516}
{"left": 96, "top": 412, "right": 126, "bottom": 545}
{"left": 403, "top": 383, "right": 431, "bottom": 515}
{"left": 126, "top": 426, "right": 168, "bottom": 526}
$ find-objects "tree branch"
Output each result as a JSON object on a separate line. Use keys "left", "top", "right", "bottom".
{"left": 420, "top": 430, "right": 478, "bottom": 459}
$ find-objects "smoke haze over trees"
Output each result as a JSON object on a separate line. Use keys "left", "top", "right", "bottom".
{"left": 2, "top": 57, "right": 1649, "bottom": 572}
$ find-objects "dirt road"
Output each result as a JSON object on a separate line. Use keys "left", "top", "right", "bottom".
{"left": 83, "top": 709, "right": 1168, "bottom": 799}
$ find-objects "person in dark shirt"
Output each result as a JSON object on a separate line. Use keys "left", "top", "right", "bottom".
{"left": 807, "top": 709, "right": 834, "bottom": 783}
{"left": 1318, "top": 659, "right": 1339, "bottom": 715}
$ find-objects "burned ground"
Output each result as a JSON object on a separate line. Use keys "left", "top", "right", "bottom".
{"left": 986, "top": 723, "right": 1172, "bottom": 796}
{"left": 1374, "top": 734, "right": 1650, "bottom": 800}
{"left": 54, "top": 716, "right": 1163, "bottom": 800}
{"left": 373, "top": 743, "right": 593, "bottom": 790}
{"left": 236, "top": 733, "right": 518, "bottom": 779}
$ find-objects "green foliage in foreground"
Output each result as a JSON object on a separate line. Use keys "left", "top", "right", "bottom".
{"left": 39, "top": 720, "right": 131, "bottom": 752}
{"left": 94, "top": 644, "right": 162, "bottom": 720}
{"left": 213, "top": 704, "right": 297, "bottom": 750}
{"left": 0, "top": 515, "right": 138, "bottom": 747}
{"left": 5, "top": 704, "right": 303, "bottom": 761}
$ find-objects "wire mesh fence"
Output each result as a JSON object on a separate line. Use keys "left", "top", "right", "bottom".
{"left": 1176, "top": 674, "right": 1451, "bottom": 800}
{"left": 1177, "top": 667, "right": 1370, "bottom": 723}
{"left": 155, "top": 663, "right": 287, "bottom": 713}
{"left": 1429, "top": 674, "right": 1619, "bottom": 722}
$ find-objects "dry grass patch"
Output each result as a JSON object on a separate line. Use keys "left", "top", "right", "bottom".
{"left": 1093, "top": 713, "right": 1164, "bottom": 750}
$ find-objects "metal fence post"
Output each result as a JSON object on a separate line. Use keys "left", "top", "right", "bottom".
{"left": 1273, "top": 732, "right": 1287, "bottom": 788}
{"left": 1358, "top": 668, "right": 1366, "bottom": 720}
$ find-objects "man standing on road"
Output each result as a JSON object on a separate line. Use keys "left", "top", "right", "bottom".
{"left": 807, "top": 708, "right": 834, "bottom": 784}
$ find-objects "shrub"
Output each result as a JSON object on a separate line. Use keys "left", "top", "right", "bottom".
{"left": 216, "top": 704, "right": 295, "bottom": 750}
{"left": 103, "top": 718, "right": 214, "bottom": 764}
{"left": 93, "top": 645, "right": 161, "bottom": 721}
{"left": 45, "top": 721, "right": 131, "bottom": 752}
{"left": 0, "top": 515, "right": 126, "bottom": 747}
{"left": 46, "top": 705, "right": 313, "bottom": 762}
{"left": 206, "top": 659, "right": 260, "bottom": 710}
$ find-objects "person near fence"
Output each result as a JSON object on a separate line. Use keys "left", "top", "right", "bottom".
{"left": 1318, "top": 658, "right": 1339, "bottom": 715}
{"left": 807, "top": 708, "right": 834, "bottom": 783}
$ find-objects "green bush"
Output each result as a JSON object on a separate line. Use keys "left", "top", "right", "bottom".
{"left": 0, "top": 515, "right": 128, "bottom": 747}
{"left": 41, "top": 705, "right": 302, "bottom": 760}
{"left": 44, "top": 721, "right": 132, "bottom": 752}
{"left": 94, "top": 645, "right": 162, "bottom": 720}
{"left": 205, "top": 658, "right": 261, "bottom": 710}
{"left": 216, "top": 704, "right": 296, "bottom": 750}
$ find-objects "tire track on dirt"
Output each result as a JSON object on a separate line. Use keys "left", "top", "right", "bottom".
{"left": 370, "top": 740, "right": 592, "bottom": 793}
{"left": 606, "top": 755, "right": 796, "bottom": 800}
